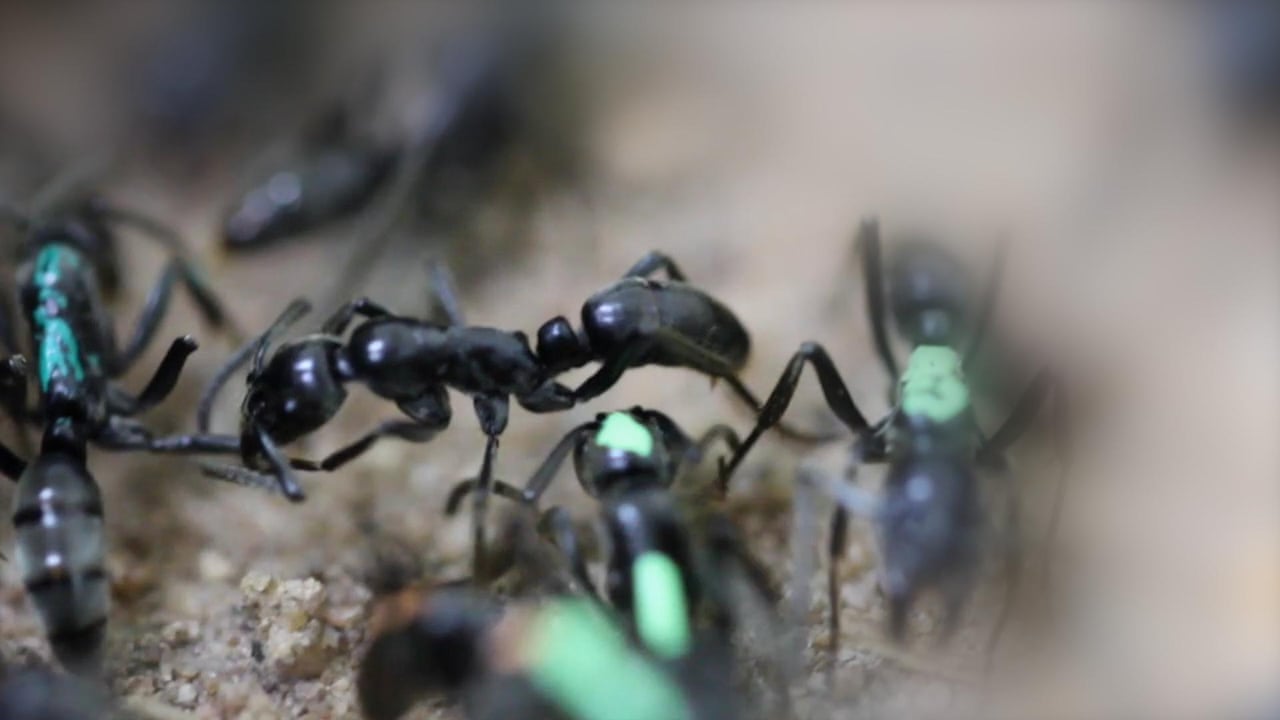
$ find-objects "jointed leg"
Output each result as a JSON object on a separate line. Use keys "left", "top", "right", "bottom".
{"left": 444, "top": 477, "right": 525, "bottom": 516}
{"left": 978, "top": 367, "right": 1057, "bottom": 462}
{"left": 110, "top": 336, "right": 198, "bottom": 416}
{"left": 315, "top": 420, "right": 445, "bottom": 472}
{"left": 425, "top": 259, "right": 466, "bottom": 327}
{"left": 622, "top": 251, "right": 687, "bottom": 282}
{"left": 0, "top": 437, "right": 27, "bottom": 480}
{"left": 470, "top": 395, "right": 511, "bottom": 578}
{"left": 719, "top": 342, "right": 875, "bottom": 490}
{"left": 113, "top": 259, "right": 223, "bottom": 373}
{"left": 521, "top": 422, "right": 594, "bottom": 505}
{"left": 321, "top": 297, "right": 395, "bottom": 336}
{"left": 539, "top": 505, "right": 599, "bottom": 597}
{"left": 857, "top": 218, "right": 899, "bottom": 383}
{"left": 964, "top": 234, "right": 1009, "bottom": 370}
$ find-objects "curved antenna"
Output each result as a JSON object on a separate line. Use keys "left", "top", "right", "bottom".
{"left": 197, "top": 298, "right": 311, "bottom": 432}
{"left": 521, "top": 420, "right": 597, "bottom": 505}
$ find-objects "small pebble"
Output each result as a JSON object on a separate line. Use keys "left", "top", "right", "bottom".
{"left": 174, "top": 683, "right": 198, "bottom": 708}
{"left": 161, "top": 620, "right": 201, "bottom": 646}
{"left": 198, "top": 550, "right": 235, "bottom": 582}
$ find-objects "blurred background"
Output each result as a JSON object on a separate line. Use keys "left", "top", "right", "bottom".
{"left": 0, "top": 2, "right": 1276, "bottom": 718}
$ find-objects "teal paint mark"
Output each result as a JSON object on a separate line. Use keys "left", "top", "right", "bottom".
{"left": 595, "top": 412, "right": 654, "bottom": 457}
{"left": 31, "top": 246, "right": 86, "bottom": 390}
{"left": 527, "top": 600, "right": 693, "bottom": 720}
{"left": 900, "top": 345, "right": 968, "bottom": 422}
{"left": 632, "top": 551, "right": 692, "bottom": 659}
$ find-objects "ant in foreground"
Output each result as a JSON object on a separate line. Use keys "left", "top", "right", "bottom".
{"left": 719, "top": 219, "right": 1068, "bottom": 661}
{"left": 190, "top": 253, "right": 818, "bottom": 571}
{"left": 357, "top": 519, "right": 739, "bottom": 720}
{"left": 0, "top": 175, "right": 234, "bottom": 672}
{"left": 446, "top": 408, "right": 778, "bottom": 644}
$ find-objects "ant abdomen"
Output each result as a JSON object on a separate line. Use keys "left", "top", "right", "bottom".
{"left": 12, "top": 453, "right": 109, "bottom": 673}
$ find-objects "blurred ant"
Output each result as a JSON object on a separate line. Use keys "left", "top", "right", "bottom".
{"left": 0, "top": 172, "right": 234, "bottom": 672}
{"left": 720, "top": 219, "right": 1068, "bottom": 660}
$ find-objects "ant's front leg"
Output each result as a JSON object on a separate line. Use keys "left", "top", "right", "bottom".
{"left": 719, "top": 342, "right": 876, "bottom": 490}
{"left": 622, "top": 251, "right": 688, "bottom": 282}
{"left": 321, "top": 298, "right": 395, "bottom": 336}
{"left": 111, "top": 259, "right": 228, "bottom": 373}
{"left": 470, "top": 394, "right": 510, "bottom": 578}
{"left": 538, "top": 505, "right": 600, "bottom": 598}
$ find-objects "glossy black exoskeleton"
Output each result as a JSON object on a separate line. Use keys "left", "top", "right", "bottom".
{"left": 221, "top": 104, "right": 399, "bottom": 251}
{"left": 0, "top": 180, "right": 233, "bottom": 673}
{"left": 358, "top": 584, "right": 738, "bottom": 720}
{"left": 188, "top": 263, "right": 574, "bottom": 569}
{"left": 719, "top": 219, "right": 1068, "bottom": 660}
{"left": 445, "top": 407, "right": 783, "bottom": 691}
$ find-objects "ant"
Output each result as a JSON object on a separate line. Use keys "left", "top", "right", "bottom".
{"left": 0, "top": 175, "right": 234, "bottom": 672}
{"left": 188, "top": 253, "right": 818, "bottom": 572}
{"left": 357, "top": 517, "right": 738, "bottom": 720}
{"left": 0, "top": 661, "right": 114, "bottom": 720}
{"left": 718, "top": 219, "right": 1068, "bottom": 661}
{"left": 445, "top": 408, "right": 778, "bottom": 651}
{"left": 220, "top": 100, "right": 398, "bottom": 252}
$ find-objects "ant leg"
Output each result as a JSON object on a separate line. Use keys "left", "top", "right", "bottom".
{"left": 827, "top": 504, "right": 850, "bottom": 663}
{"left": 521, "top": 422, "right": 595, "bottom": 505}
{"left": 719, "top": 342, "right": 874, "bottom": 490}
{"left": 978, "top": 367, "right": 1057, "bottom": 461}
{"left": 514, "top": 380, "right": 576, "bottom": 413}
{"left": 317, "top": 420, "right": 445, "bottom": 472}
{"left": 109, "top": 336, "right": 198, "bottom": 416}
{"left": 964, "top": 233, "right": 1009, "bottom": 370}
{"left": 470, "top": 395, "right": 510, "bottom": 578}
{"left": 570, "top": 335, "right": 653, "bottom": 402}
{"left": 0, "top": 437, "right": 27, "bottom": 480}
{"left": 857, "top": 218, "right": 900, "bottom": 383}
{"left": 539, "top": 505, "right": 599, "bottom": 597}
{"left": 443, "top": 477, "right": 525, "bottom": 516}
{"left": 320, "top": 298, "right": 395, "bottom": 336}
{"left": 198, "top": 299, "right": 313, "bottom": 432}
{"left": 425, "top": 259, "right": 466, "bottom": 327}
{"left": 93, "top": 202, "right": 238, "bottom": 334}
{"left": 0, "top": 292, "right": 21, "bottom": 354}
{"left": 621, "top": 251, "right": 688, "bottom": 282}
{"left": 984, "top": 469, "right": 1023, "bottom": 674}
{"left": 253, "top": 425, "right": 307, "bottom": 502}
{"left": 112, "top": 259, "right": 212, "bottom": 373}
{"left": 198, "top": 462, "right": 300, "bottom": 497}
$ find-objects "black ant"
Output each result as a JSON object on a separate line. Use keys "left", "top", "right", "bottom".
{"left": 0, "top": 176, "right": 234, "bottom": 672}
{"left": 186, "top": 253, "right": 818, "bottom": 572}
{"left": 719, "top": 219, "right": 1068, "bottom": 661}
{"left": 357, "top": 516, "right": 739, "bottom": 720}
{"left": 445, "top": 408, "right": 778, "bottom": 646}
{"left": 220, "top": 100, "right": 398, "bottom": 252}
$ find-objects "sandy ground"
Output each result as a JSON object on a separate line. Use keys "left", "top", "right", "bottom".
{"left": 1, "top": 4, "right": 1277, "bottom": 719}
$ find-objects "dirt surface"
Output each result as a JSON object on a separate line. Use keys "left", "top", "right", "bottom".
{"left": 1, "top": 4, "right": 1277, "bottom": 719}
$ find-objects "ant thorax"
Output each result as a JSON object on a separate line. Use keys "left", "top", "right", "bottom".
{"left": 898, "top": 345, "right": 969, "bottom": 425}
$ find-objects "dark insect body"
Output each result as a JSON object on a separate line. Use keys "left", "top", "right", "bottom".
{"left": 358, "top": 586, "right": 736, "bottom": 720}
{"left": 187, "top": 253, "right": 806, "bottom": 576}
{"left": 446, "top": 407, "right": 775, "bottom": 652}
{"left": 719, "top": 219, "right": 1068, "bottom": 659}
{"left": 0, "top": 181, "right": 232, "bottom": 673}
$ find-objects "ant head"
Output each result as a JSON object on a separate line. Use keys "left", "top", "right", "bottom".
{"left": 535, "top": 316, "right": 589, "bottom": 375}
{"left": 574, "top": 411, "right": 672, "bottom": 496}
{"left": 877, "top": 455, "right": 978, "bottom": 639}
{"left": 888, "top": 239, "right": 969, "bottom": 347}
{"left": 359, "top": 589, "right": 498, "bottom": 720}
{"left": 240, "top": 338, "right": 347, "bottom": 450}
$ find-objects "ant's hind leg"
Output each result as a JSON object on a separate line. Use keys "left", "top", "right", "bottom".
{"left": 857, "top": 218, "right": 900, "bottom": 384}
{"left": 622, "top": 251, "right": 688, "bottom": 281}
{"left": 719, "top": 342, "right": 874, "bottom": 489}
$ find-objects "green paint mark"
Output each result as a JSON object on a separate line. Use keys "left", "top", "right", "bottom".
{"left": 527, "top": 600, "right": 692, "bottom": 720}
{"left": 900, "top": 345, "right": 969, "bottom": 422}
{"left": 31, "top": 246, "right": 87, "bottom": 390}
{"left": 633, "top": 551, "right": 692, "bottom": 659}
{"left": 595, "top": 412, "right": 654, "bottom": 457}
